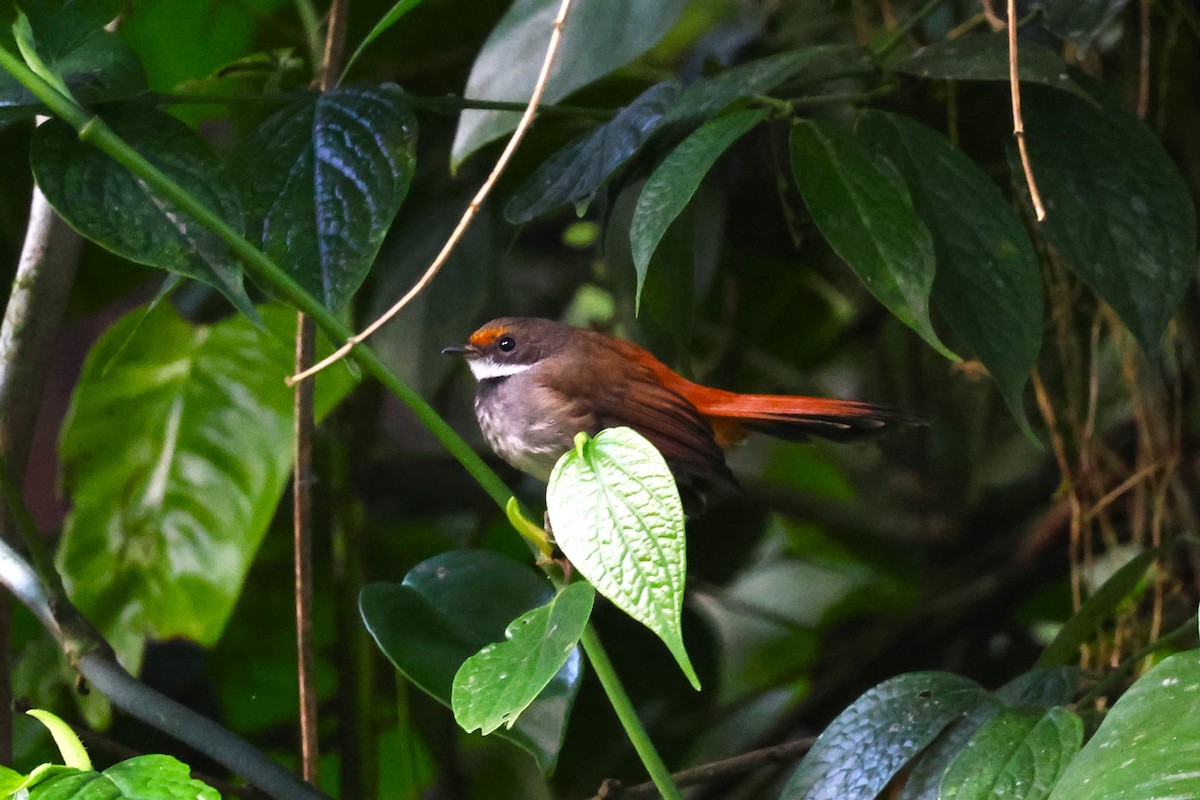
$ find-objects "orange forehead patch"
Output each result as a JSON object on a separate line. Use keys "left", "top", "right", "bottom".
{"left": 468, "top": 327, "right": 506, "bottom": 347}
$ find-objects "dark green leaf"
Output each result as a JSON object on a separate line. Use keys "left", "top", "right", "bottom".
{"left": 899, "top": 705, "right": 999, "bottom": 800}
{"left": 1047, "top": 651, "right": 1200, "bottom": 800}
{"left": 57, "top": 304, "right": 357, "bottom": 672}
{"left": 994, "top": 667, "right": 1080, "bottom": 708}
{"left": 782, "top": 672, "right": 989, "bottom": 799}
{"left": 28, "top": 755, "right": 220, "bottom": 799}
{"left": 789, "top": 119, "right": 955, "bottom": 359}
{"left": 31, "top": 104, "right": 256, "bottom": 317}
{"left": 359, "top": 550, "right": 584, "bottom": 774}
{"left": 546, "top": 429, "right": 699, "bottom": 689}
{"left": 856, "top": 111, "right": 1041, "bottom": 436}
{"left": 451, "top": 0, "right": 687, "bottom": 167}
{"left": 666, "top": 45, "right": 851, "bottom": 125}
{"left": 343, "top": 0, "right": 430, "bottom": 78}
{"left": 898, "top": 35, "right": 1087, "bottom": 98}
{"left": 630, "top": 109, "right": 764, "bottom": 309}
{"left": 1042, "top": 0, "right": 1131, "bottom": 51}
{"left": 940, "top": 707, "right": 1082, "bottom": 800}
{"left": 1019, "top": 87, "right": 1197, "bottom": 353}
{"left": 504, "top": 81, "right": 680, "bottom": 224}
{"left": 1037, "top": 547, "right": 1157, "bottom": 667}
{"left": 452, "top": 582, "right": 594, "bottom": 735}
{"left": 229, "top": 84, "right": 418, "bottom": 310}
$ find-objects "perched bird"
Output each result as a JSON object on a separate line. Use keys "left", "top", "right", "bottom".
{"left": 443, "top": 317, "right": 920, "bottom": 508}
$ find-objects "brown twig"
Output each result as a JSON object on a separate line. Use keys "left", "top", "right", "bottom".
{"left": 587, "top": 738, "right": 816, "bottom": 800}
{"left": 979, "top": 0, "right": 1005, "bottom": 29}
{"left": 1007, "top": 0, "right": 1046, "bottom": 221}
{"left": 288, "top": 0, "right": 576, "bottom": 385}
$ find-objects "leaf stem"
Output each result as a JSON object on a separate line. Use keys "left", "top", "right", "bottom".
{"left": 873, "top": 0, "right": 951, "bottom": 58}
{"left": 579, "top": 626, "right": 682, "bottom": 800}
{"left": 0, "top": 44, "right": 514, "bottom": 513}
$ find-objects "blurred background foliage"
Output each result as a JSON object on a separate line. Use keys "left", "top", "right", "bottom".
{"left": 0, "top": 0, "right": 1198, "bottom": 797}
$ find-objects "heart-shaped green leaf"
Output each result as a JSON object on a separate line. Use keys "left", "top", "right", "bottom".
{"left": 360, "top": 550, "right": 584, "bottom": 774}
{"left": 630, "top": 109, "right": 765, "bottom": 310}
{"left": 856, "top": 111, "right": 1042, "bottom": 437}
{"left": 546, "top": 428, "right": 699, "bottom": 690}
{"left": 58, "top": 304, "right": 357, "bottom": 673}
{"left": 451, "top": 0, "right": 687, "bottom": 168}
{"left": 940, "top": 707, "right": 1082, "bottom": 800}
{"left": 27, "top": 755, "right": 220, "bottom": 799}
{"left": 31, "top": 103, "right": 256, "bottom": 318}
{"left": 789, "top": 119, "right": 956, "bottom": 360}
{"left": 452, "top": 581, "right": 594, "bottom": 735}
{"left": 1047, "top": 650, "right": 1200, "bottom": 800}
{"left": 782, "top": 672, "right": 989, "bottom": 799}
{"left": 229, "top": 84, "right": 418, "bottom": 310}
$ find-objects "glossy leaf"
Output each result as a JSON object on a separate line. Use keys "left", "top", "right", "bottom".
{"left": 452, "top": 582, "right": 594, "bottom": 735}
{"left": 360, "top": 550, "right": 585, "bottom": 774}
{"left": 630, "top": 109, "right": 765, "bottom": 310}
{"left": 57, "top": 304, "right": 356, "bottom": 672}
{"left": 1018, "top": 88, "right": 1197, "bottom": 353}
{"left": 505, "top": 81, "right": 680, "bottom": 224}
{"left": 27, "top": 755, "right": 220, "bottom": 799}
{"left": 1047, "top": 650, "right": 1200, "bottom": 800}
{"left": 31, "top": 104, "right": 256, "bottom": 317}
{"left": 665, "top": 44, "right": 850, "bottom": 125}
{"left": 1043, "top": 0, "right": 1131, "bottom": 51}
{"left": 994, "top": 667, "right": 1080, "bottom": 708}
{"left": 229, "top": 84, "right": 418, "bottom": 310}
{"left": 898, "top": 35, "right": 1087, "bottom": 99}
{"left": 1037, "top": 547, "right": 1156, "bottom": 667}
{"left": 451, "top": 0, "right": 687, "bottom": 167}
{"left": 899, "top": 705, "right": 999, "bottom": 800}
{"left": 782, "top": 672, "right": 989, "bottom": 799}
{"left": 857, "top": 111, "right": 1041, "bottom": 435}
{"left": 939, "top": 707, "right": 1082, "bottom": 800}
{"left": 789, "top": 119, "right": 956, "bottom": 359}
{"left": 546, "top": 429, "right": 700, "bottom": 689}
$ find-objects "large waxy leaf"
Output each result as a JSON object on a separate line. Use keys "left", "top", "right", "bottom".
{"left": 1047, "top": 650, "right": 1200, "bottom": 800}
{"left": 939, "top": 707, "right": 1082, "bottom": 800}
{"left": 505, "top": 81, "right": 680, "bottom": 224}
{"left": 229, "top": 84, "right": 418, "bottom": 310}
{"left": 782, "top": 672, "right": 989, "bottom": 799}
{"left": 546, "top": 429, "right": 699, "bottom": 689}
{"left": 1018, "top": 88, "right": 1197, "bottom": 353}
{"left": 31, "top": 104, "right": 255, "bottom": 317}
{"left": 360, "top": 550, "right": 585, "bottom": 774}
{"left": 630, "top": 109, "right": 765, "bottom": 310}
{"left": 57, "top": 304, "right": 356, "bottom": 672}
{"left": 900, "top": 705, "right": 999, "bottom": 800}
{"left": 452, "top": 582, "right": 594, "bottom": 736}
{"left": 27, "top": 755, "right": 220, "bottom": 800}
{"left": 898, "top": 35, "right": 1087, "bottom": 98}
{"left": 856, "top": 111, "right": 1042, "bottom": 435}
{"left": 789, "top": 119, "right": 955, "bottom": 360}
{"left": 1042, "top": 0, "right": 1131, "bottom": 51}
{"left": 451, "top": 0, "right": 687, "bottom": 168}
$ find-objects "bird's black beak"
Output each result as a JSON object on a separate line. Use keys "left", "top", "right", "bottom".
{"left": 441, "top": 343, "right": 475, "bottom": 356}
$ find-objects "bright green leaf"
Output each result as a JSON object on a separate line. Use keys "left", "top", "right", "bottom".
{"left": 28, "top": 755, "right": 220, "bottom": 799}
{"left": 898, "top": 34, "right": 1088, "bottom": 99}
{"left": 1019, "top": 87, "right": 1197, "bottom": 353}
{"left": 229, "top": 84, "right": 418, "bottom": 310}
{"left": 0, "top": 765, "right": 22, "bottom": 794}
{"left": 31, "top": 103, "right": 256, "bottom": 318}
{"left": 630, "top": 109, "right": 765, "bottom": 310}
{"left": 360, "top": 550, "right": 585, "bottom": 774}
{"left": 57, "top": 304, "right": 356, "bottom": 672}
{"left": 546, "top": 428, "right": 699, "bottom": 690}
{"left": 451, "top": 0, "right": 687, "bottom": 168}
{"left": 505, "top": 81, "right": 680, "bottom": 224}
{"left": 782, "top": 672, "right": 989, "bottom": 799}
{"left": 27, "top": 710, "right": 91, "bottom": 771}
{"left": 1048, "top": 650, "right": 1200, "bottom": 800}
{"left": 452, "top": 582, "right": 594, "bottom": 735}
{"left": 789, "top": 119, "right": 956, "bottom": 360}
{"left": 939, "top": 707, "right": 1082, "bottom": 800}
{"left": 856, "top": 111, "right": 1041, "bottom": 436}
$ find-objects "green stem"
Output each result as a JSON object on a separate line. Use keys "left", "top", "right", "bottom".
{"left": 579, "top": 626, "right": 682, "bottom": 800}
{"left": 0, "top": 44, "right": 513, "bottom": 512}
{"left": 873, "top": 0, "right": 952, "bottom": 58}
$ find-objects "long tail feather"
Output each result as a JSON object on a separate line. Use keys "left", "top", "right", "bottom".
{"left": 690, "top": 391, "right": 923, "bottom": 445}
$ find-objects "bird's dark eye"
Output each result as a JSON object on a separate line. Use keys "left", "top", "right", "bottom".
{"left": 498, "top": 336, "right": 516, "bottom": 352}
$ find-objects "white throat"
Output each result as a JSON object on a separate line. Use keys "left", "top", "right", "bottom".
{"left": 467, "top": 358, "right": 533, "bottom": 381}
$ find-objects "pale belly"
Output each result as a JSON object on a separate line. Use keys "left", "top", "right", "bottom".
{"left": 474, "top": 380, "right": 579, "bottom": 480}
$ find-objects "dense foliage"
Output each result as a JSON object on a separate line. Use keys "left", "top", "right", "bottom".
{"left": 0, "top": 0, "right": 1197, "bottom": 798}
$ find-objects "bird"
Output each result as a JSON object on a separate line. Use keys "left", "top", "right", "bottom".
{"left": 443, "top": 317, "right": 921, "bottom": 509}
